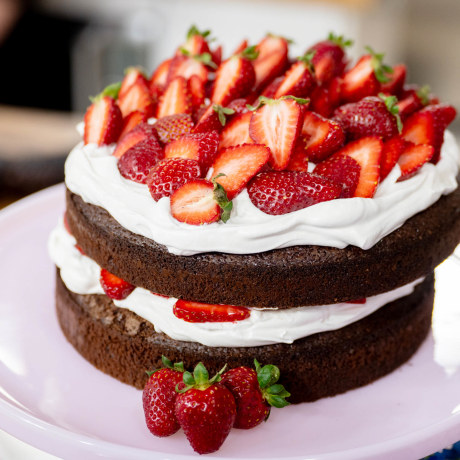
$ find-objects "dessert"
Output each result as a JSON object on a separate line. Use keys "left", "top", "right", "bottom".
{"left": 49, "top": 28, "right": 460, "bottom": 405}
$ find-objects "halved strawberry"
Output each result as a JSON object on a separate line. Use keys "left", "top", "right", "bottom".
{"left": 380, "top": 136, "right": 406, "bottom": 180}
{"left": 119, "top": 110, "right": 150, "bottom": 139}
{"left": 261, "top": 76, "right": 284, "bottom": 98}
{"left": 193, "top": 104, "right": 235, "bottom": 133}
{"left": 212, "top": 144, "right": 270, "bottom": 199}
{"left": 285, "top": 146, "right": 309, "bottom": 172}
{"left": 249, "top": 97, "right": 304, "bottom": 170}
{"left": 396, "top": 84, "right": 432, "bottom": 120}
{"left": 157, "top": 76, "right": 191, "bottom": 118}
{"left": 147, "top": 158, "right": 201, "bottom": 201}
{"left": 167, "top": 54, "right": 208, "bottom": 84}
{"left": 149, "top": 58, "right": 172, "bottom": 89}
{"left": 380, "top": 64, "right": 406, "bottom": 96}
{"left": 173, "top": 299, "right": 250, "bottom": 323}
{"left": 119, "top": 67, "right": 149, "bottom": 98}
{"left": 219, "top": 112, "right": 253, "bottom": 150}
{"left": 113, "top": 122, "right": 159, "bottom": 159}
{"left": 118, "top": 79, "right": 155, "bottom": 118}
{"left": 233, "top": 39, "right": 249, "bottom": 56}
{"left": 309, "top": 77, "right": 341, "bottom": 117}
{"left": 247, "top": 170, "right": 341, "bottom": 215}
{"left": 100, "top": 268, "right": 135, "bottom": 300}
{"left": 178, "top": 25, "right": 212, "bottom": 56}
{"left": 188, "top": 75, "right": 206, "bottom": 114}
{"left": 153, "top": 113, "right": 194, "bottom": 144}
{"left": 273, "top": 55, "right": 316, "bottom": 99}
{"left": 296, "top": 110, "right": 345, "bottom": 162}
{"left": 170, "top": 179, "right": 221, "bottom": 225}
{"left": 83, "top": 95, "right": 122, "bottom": 146}
{"left": 398, "top": 143, "right": 434, "bottom": 181}
{"left": 253, "top": 35, "right": 289, "bottom": 91}
{"left": 165, "top": 130, "right": 219, "bottom": 174}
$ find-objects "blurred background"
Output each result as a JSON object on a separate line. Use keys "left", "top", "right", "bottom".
{"left": 0, "top": 0, "right": 459, "bottom": 207}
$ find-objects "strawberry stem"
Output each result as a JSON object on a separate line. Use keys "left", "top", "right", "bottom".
{"left": 213, "top": 104, "right": 235, "bottom": 126}
{"left": 176, "top": 362, "right": 227, "bottom": 393}
{"left": 417, "top": 85, "right": 431, "bottom": 106}
{"left": 212, "top": 174, "right": 233, "bottom": 223}
{"left": 327, "top": 32, "right": 353, "bottom": 48}
{"left": 254, "top": 359, "right": 290, "bottom": 408}
{"left": 298, "top": 50, "right": 316, "bottom": 72}
{"left": 378, "top": 92, "right": 403, "bottom": 133}
{"left": 187, "top": 25, "right": 211, "bottom": 40}
{"left": 240, "top": 45, "right": 259, "bottom": 60}
{"left": 89, "top": 81, "right": 121, "bottom": 103}
{"left": 365, "top": 45, "right": 393, "bottom": 83}
{"left": 145, "top": 355, "right": 185, "bottom": 376}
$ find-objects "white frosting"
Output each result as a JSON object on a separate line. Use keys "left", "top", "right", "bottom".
{"left": 64, "top": 131, "right": 459, "bottom": 256}
{"left": 49, "top": 221, "right": 424, "bottom": 347}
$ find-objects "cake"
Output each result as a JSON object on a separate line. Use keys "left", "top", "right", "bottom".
{"left": 49, "top": 29, "right": 460, "bottom": 404}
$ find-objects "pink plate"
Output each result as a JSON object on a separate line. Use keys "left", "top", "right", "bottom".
{"left": 0, "top": 184, "right": 460, "bottom": 460}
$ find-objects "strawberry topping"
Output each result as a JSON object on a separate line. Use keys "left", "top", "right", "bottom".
{"left": 100, "top": 268, "right": 135, "bottom": 300}
{"left": 153, "top": 113, "right": 194, "bottom": 144}
{"left": 173, "top": 299, "right": 250, "bottom": 322}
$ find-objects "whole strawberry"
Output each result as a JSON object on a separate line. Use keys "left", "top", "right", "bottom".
{"left": 221, "top": 359, "right": 290, "bottom": 430}
{"left": 175, "top": 363, "right": 236, "bottom": 455}
{"left": 142, "top": 356, "right": 185, "bottom": 438}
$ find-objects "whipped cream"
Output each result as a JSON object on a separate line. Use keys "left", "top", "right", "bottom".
{"left": 49, "top": 221, "right": 424, "bottom": 347}
{"left": 64, "top": 131, "right": 459, "bottom": 256}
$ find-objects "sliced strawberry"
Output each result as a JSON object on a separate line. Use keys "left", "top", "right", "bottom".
{"left": 313, "top": 155, "right": 360, "bottom": 198}
{"left": 119, "top": 67, "right": 148, "bottom": 98}
{"left": 380, "top": 64, "right": 406, "bottom": 96}
{"left": 165, "top": 130, "right": 219, "bottom": 174}
{"left": 173, "top": 299, "right": 250, "bottom": 323}
{"left": 147, "top": 158, "right": 201, "bottom": 201}
{"left": 117, "top": 137, "right": 164, "bottom": 183}
{"left": 113, "top": 122, "right": 159, "bottom": 159}
{"left": 422, "top": 103, "right": 457, "bottom": 127}
{"left": 233, "top": 39, "right": 249, "bottom": 56}
{"left": 396, "top": 84, "right": 430, "bottom": 120}
{"left": 188, "top": 74, "right": 206, "bottom": 114}
{"left": 153, "top": 113, "right": 194, "bottom": 144}
{"left": 261, "top": 76, "right": 284, "bottom": 98}
{"left": 157, "top": 76, "right": 191, "bottom": 118}
{"left": 247, "top": 170, "right": 341, "bottom": 215}
{"left": 212, "top": 144, "right": 270, "bottom": 199}
{"left": 83, "top": 95, "right": 122, "bottom": 146}
{"left": 273, "top": 57, "right": 316, "bottom": 99}
{"left": 297, "top": 110, "right": 345, "bottom": 162}
{"left": 253, "top": 35, "right": 289, "bottom": 91}
{"left": 167, "top": 54, "right": 208, "bottom": 84}
{"left": 398, "top": 143, "right": 434, "bottom": 181}
{"left": 219, "top": 112, "right": 253, "bottom": 150}
{"left": 211, "top": 45, "right": 222, "bottom": 68}
{"left": 309, "top": 77, "right": 341, "bottom": 117}
{"left": 170, "top": 179, "right": 221, "bottom": 225}
{"left": 193, "top": 104, "right": 235, "bottom": 133}
{"left": 285, "top": 146, "right": 309, "bottom": 172}
{"left": 149, "top": 58, "right": 172, "bottom": 89}
{"left": 118, "top": 110, "right": 149, "bottom": 139}
{"left": 100, "top": 268, "right": 134, "bottom": 300}
{"left": 118, "top": 79, "right": 155, "bottom": 118}
{"left": 249, "top": 97, "right": 303, "bottom": 170}
{"left": 179, "top": 25, "right": 212, "bottom": 56}
{"left": 380, "top": 136, "right": 406, "bottom": 180}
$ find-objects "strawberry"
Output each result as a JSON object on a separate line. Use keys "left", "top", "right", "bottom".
{"left": 211, "top": 45, "right": 223, "bottom": 68}
{"left": 83, "top": 95, "right": 122, "bottom": 146}
{"left": 233, "top": 39, "right": 249, "bottom": 56}
{"left": 397, "top": 84, "right": 431, "bottom": 120}
{"left": 149, "top": 58, "right": 172, "bottom": 89}
{"left": 167, "top": 53, "right": 208, "bottom": 84}
{"left": 226, "top": 97, "right": 251, "bottom": 115}
{"left": 175, "top": 363, "right": 236, "bottom": 455}
{"left": 285, "top": 146, "right": 309, "bottom": 172}
{"left": 212, "top": 144, "right": 270, "bottom": 199}
{"left": 117, "top": 138, "right": 164, "bottom": 184}
{"left": 193, "top": 104, "right": 235, "bottom": 133}
{"left": 253, "top": 35, "right": 289, "bottom": 91}
{"left": 296, "top": 110, "right": 345, "bottom": 162}
{"left": 380, "top": 136, "right": 406, "bottom": 180}
{"left": 308, "top": 33, "right": 351, "bottom": 85}
{"left": 313, "top": 154, "right": 360, "bottom": 198}
{"left": 118, "top": 110, "right": 149, "bottom": 139}
{"left": 100, "top": 268, "right": 134, "bottom": 300}
{"left": 398, "top": 143, "right": 434, "bottom": 181}
{"left": 247, "top": 170, "right": 341, "bottom": 215}
{"left": 173, "top": 299, "right": 250, "bottom": 322}
{"left": 249, "top": 96, "right": 304, "bottom": 170}
{"left": 142, "top": 356, "right": 185, "bottom": 438}
{"left": 118, "top": 79, "right": 155, "bottom": 118}
{"left": 119, "top": 67, "right": 149, "bottom": 98}
{"left": 153, "top": 113, "right": 194, "bottom": 144}
{"left": 273, "top": 53, "right": 316, "bottom": 99}
{"left": 170, "top": 178, "right": 232, "bottom": 225}
{"left": 165, "top": 130, "right": 219, "bottom": 174}
{"left": 211, "top": 47, "right": 257, "bottom": 106}
{"left": 309, "top": 76, "right": 341, "bottom": 117}
{"left": 340, "top": 47, "right": 392, "bottom": 103}
{"left": 179, "top": 25, "right": 212, "bottom": 57}
{"left": 221, "top": 360, "right": 290, "bottom": 430}
{"left": 380, "top": 64, "right": 406, "bottom": 96}
{"left": 63, "top": 212, "right": 71, "bottom": 234}
{"left": 113, "top": 122, "right": 158, "bottom": 159}
{"left": 147, "top": 158, "right": 201, "bottom": 201}
{"left": 333, "top": 94, "right": 402, "bottom": 141}
{"left": 219, "top": 112, "right": 253, "bottom": 149}
{"left": 156, "top": 76, "right": 191, "bottom": 118}
{"left": 261, "top": 76, "right": 284, "bottom": 98}
{"left": 188, "top": 74, "right": 205, "bottom": 114}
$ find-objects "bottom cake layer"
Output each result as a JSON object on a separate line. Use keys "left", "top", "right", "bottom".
{"left": 55, "top": 272, "right": 434, "bottom": 404}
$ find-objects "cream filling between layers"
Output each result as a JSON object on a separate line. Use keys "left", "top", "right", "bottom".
{"left": 49, "top": 221, "right": 424, "bottom": 347}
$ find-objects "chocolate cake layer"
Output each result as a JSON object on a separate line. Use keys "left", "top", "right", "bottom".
{"left": 56, "top": 271, "right": 434, "bottom": 403}
{"left": 66, "top": 186, "right": 460, "bottom": 308}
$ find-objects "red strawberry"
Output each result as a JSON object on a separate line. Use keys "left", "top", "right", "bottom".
{"left": 188, "top": 74, "right": 205, "bottom": 114}
{"left": 170, "top": 179, "right": 229, "bottom": 225}
{"left": 247, "top": 170, "right": 341, "bottom": 215}
{"left": 83, "top": 95, "right": 122, "bottom": 146}
{"left": 63, "top": 212, "right": 71, "bottom": 234}
{"left": 333, "top": 94, "right": 401, "bottom": 141}
{"left": 253, "top": 35, "right": 289, "bottom": 91}
{"left": 100, "top": 268, "right": 134, "bottom": 300}
{"left": 273, "top": 55, "right": 316, "bottom": 99}
{"left": 212, "top": 144, "right": 270, "bottom": 199}
{"left": 285, "top": 146, "right": 309, "bottom": 172}
{"left": 261, "top": 75, "right": 284, "bottom": 98}
{"left": 211, "top": 48, "right": 257, "bottom": 106}
{"left": 396, "top": 84, "right": 431, "bottom": 120}
{"left": 118, "top": 79, "right": 155, "bottom": 118}
{"left": 173, "top": 299, "right": 250, "bottom": 322}
{"left": 309, "top": 76, "right": 341, "bottom": 117}
{"left": 380, "top": 64, "right": 406, "bottom": 96}
{"left": 157, "top": 76, "right": 191, "bottom": 118}
{"left": 211, "top": 45, "right": 223, "bottom": 68}
{"left": 249, "top": 97, "right": 304, "bottom": 170}
{"left": 380, "top": 136, "right": 406, "bottom": 180}
{"left": 167, "top": 54, "right": 208, "bottom": 84}
{"left": 165, "top": 131, "right": 219, "bottom": 174}
{"left": 219, "top": 112, "right": 253, "bottom": 149}
{"left": 113, "top": 122, "right": 158, "bottom": 159}
{"left": 117, "top": 138, "right": 164, "bottom": 184}
{"left": 296, "top": 110, "right": 345, "bottom": 162}
{"left": 118, "top": 110, "right": 149, "bottom": 139}
{"left": 153, "top": 113, "right": 194, "bottom": 144}
{"left": 149, "top": 58, "right": 172, "bottom": 89}
{"left": 233, "top": 39, "right": 249, "bottom": 56}
{"left": 142, "top": 356, "right": 185, "bottom": 438}
{"left": 193, "top": 104, "right": 235, "bottom": 133}
{"left": 119, "top": 67, "right": 148, "bottom": 98}
{"left": 179, "top": 25, "right": 212, "bottom": 56}
{"left": 175, "top": 363, "right": 236, "bottom": 455}
{"left": 147, "top": 158, "right": 201, "bottom": 201}
{"left": 226, "top": 97, "right": 251, "bottom": 115}
{"left": 221, "top": 360, "right": 290, "bottom": 430}
{"left": 313, "top": 154, "right": 360, "bottom": 198}
{"left": 398, "top": 143, "right": 434, "bottom": 180}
